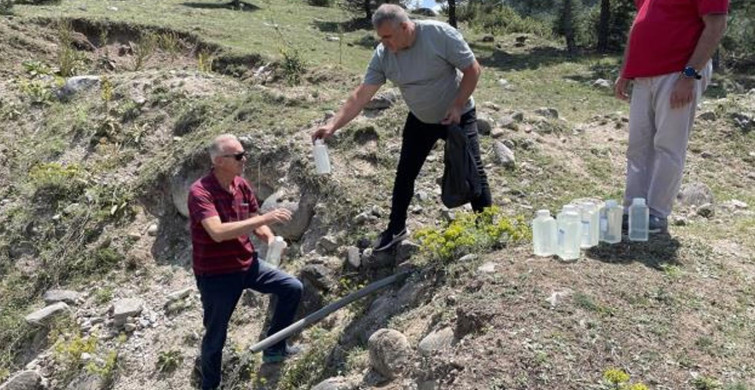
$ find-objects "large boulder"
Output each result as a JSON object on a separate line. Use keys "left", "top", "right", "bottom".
{"left": 111, "top": 298, "right": 144, "bottom": 327}
{"left": 56, "top": 75, "right": 100, "bottom": 100}
{"left": 493, "top": 141, "right": 516, "bottom": 169}
{"left": 368, "top": 329, "right": 412, "bottom": 379}
{"left": 364, "top": 89, "right": 400, "bottom": 110}
{"left": 43, "top": 290, "right": 82, "bottom": 305}
{"left": 0, "top": 371, "right": 42, "bottom": 390}
{"left": 677, "top": 182, "right": 715, "bottom": 207}
{"left": 260, "top": 188, "right": 317, "bottom": 240}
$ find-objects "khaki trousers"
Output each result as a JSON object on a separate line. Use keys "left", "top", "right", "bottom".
{"left": 623, "top": 62, "right": 712, "bottom": 217}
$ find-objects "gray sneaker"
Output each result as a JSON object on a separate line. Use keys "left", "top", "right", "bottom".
{"left": 648, "top": 215, "right": 668, "bottom": 234}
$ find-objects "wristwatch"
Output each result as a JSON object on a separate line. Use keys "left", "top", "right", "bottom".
{"left": 682, "top": 66, "right": 702, "bottom": 80}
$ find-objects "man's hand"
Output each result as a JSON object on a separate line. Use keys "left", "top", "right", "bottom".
{"left": 670, "top": 77, "right": 695, "bottom": 109}
{"left": 440, "top": 105, "right": 462, "bottom": 125}
{"left": 311, "top": 124, "right": 335, "bottom": 143}
{"left": 614, "top": 77, "right": 631, "bottom": 101}
{"left": 263, "top": 208, "right": 292, "bottom": 225}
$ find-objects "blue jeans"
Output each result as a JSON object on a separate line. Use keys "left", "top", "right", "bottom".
{"left": 195, "top": 258, "right": 303, "bottom": 390}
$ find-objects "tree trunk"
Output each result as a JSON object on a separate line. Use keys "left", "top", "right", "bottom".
{"left": 597, "top": 0, "right": 611, "bottom": 53}
{"left": 448, "top": 0, "right": 457, "bottom": 28}
{"left": 562, "top": 0, "right": 576, "bottom": 54}
{"left": 364, "top": 0, "right": 371, "bottom": 21}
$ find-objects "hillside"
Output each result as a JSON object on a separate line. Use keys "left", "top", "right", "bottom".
{"left": 1, "top": 1, "right": 754, "bottom": 390}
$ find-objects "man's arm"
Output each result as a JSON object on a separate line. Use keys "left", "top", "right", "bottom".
{"left": 201, "top": 208, "right": 291, "bottom": 243}
{"left": 614, "top": 30, "right": 633, "bottom": 101}
{"left": 670, "top": 14, "right": 727, "bottom": 109}
{"left": 311, "top": 83, "right": 382, "bottom": 141}
{"left": 252, "top": 223, "right": 276, "bottom": 244}
{"left": 441, "top": 60, "right": 482, "bottom": 125}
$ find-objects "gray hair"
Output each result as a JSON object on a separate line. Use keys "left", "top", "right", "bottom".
{"left": 372, "top": 4, "right": 410, "bottom": 29}
{"left": 208, "top": 134, "right": 239, "bottom": 162}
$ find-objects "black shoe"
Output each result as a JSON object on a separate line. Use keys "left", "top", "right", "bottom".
{"left": 648, "top": 215, "right": 668, "bottom": 234}
{"left": 262, "top": 344, "right": 302, "bottom": 364}
{"left": 621, "top": 214, "right": 628, "bottom": 234}
{"left": 373, "top": 227, "right": 409, "bottom": 252}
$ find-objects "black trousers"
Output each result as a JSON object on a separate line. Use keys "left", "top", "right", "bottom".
{"left": 387, "top": 108, "right": 492, "bottom": 233}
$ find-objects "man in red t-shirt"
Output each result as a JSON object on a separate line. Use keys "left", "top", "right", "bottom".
{"left": 615, "top": 0, "right": 728, "bottom": 233}
{"left": 188, "top": 134, "right": 302, "bottom": 390}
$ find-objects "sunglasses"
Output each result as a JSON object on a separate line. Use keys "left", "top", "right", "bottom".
{"left": 221, "top": 151, "right": 248, "bottom": 161}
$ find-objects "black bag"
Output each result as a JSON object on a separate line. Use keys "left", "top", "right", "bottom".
{"left": 441, "top": 124, "right": 482, "bottom": 208}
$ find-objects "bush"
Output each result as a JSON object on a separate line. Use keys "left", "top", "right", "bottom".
{"left": 279, "top": 47, "right": 306, "bottom": 85}
{"left": 133, "top": 32, "right": 159, "bottom": 71}
{"left": 415, "top": 206, "right": 530, "bottom": 263}
{"left": 57, "top": 21, "right": 87, "bottom": 77}
{"left": 0, "top": 0, "right": 14, "bottom": 15}
{"left": 28, "top": 162, "right": 88, "bottom": 202}
{"left": 457, "top": 3, "right": 552, "bottom": 37}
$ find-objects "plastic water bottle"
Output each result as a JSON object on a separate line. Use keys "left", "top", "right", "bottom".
{"left": 589, "top": 202, "right": 600, "bottom": 247}
{"left": 266, "top": 236, "right": 288, "bottom": 267}
{"left": 556, "top": 205, "right": 581, "bottom": 261}
{"left": 579, "top": 202, "right": 598, "bottom": 249}
{"left": 532, "top": 210, "right": 557, "bottom": 257}
{"left": 313, "top": 139, "right": 331, "bottom": 175}
{"left": 628, "top": 198, "right": 649, "bottom": 242}
{"left": 601, "top": 199, "right": 623, "bottom": 244}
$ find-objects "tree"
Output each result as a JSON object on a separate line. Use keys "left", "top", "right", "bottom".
{"left": 597, "top": 0, "right": 610, "bottom": 53}
{"left": 341, "top": 0, "right": 407, "bottom": 21}
{"left": 557, "top": 0, "right": 577, "bottom": 53}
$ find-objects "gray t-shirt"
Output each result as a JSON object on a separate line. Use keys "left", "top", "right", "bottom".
{"left": 364, "top": 20, "right": 476, "bottom": 124}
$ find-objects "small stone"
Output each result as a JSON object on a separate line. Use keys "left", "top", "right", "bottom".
{"left": 396, "top": 240, "right": 420, "bottom": 263}
{"left": 476, "top": 116, "right": 493, "bottom": 135}
{"left": 700, "top": 151, "right": 713, "bottom": 159}
{"left": 512, "top": 112, "right": 525, "bottom": 122}
{"left": 346, "top": 246, "right": 361, "bottom": 268}
{"left": 415, "top": 191, "right": 429, "bottom": 202}
{"left": 697, "top": 111, "right": 717, "bottom": 121}
{"left": 326, "top": 36, "right": 340, "bottom": 42}
{"left": 535, "top": 107, "right": 559, "bottom": 119}
{"left": 459, "top": 254, "right": 478, "bottom": 262}
{"left": 723, "top": 199, "right": 748, "bottom": 210}
{"left": 441, "top": 209, "right": 455, "bottom": 221}
{"left": 493, "top": 141, "right": 516, "bottom": 169}
{"left": 503, "top": 139, "right": 515, "bottom": 149}
{"left": 498, "top": 115, "right": 518, "bottom": 130}
{"left": 546, "top": 290, "right": 572, "bottom": 308}
{"left": 25, "top": 302, "right": 70, "bottom": 325}
{"left": 127, "top": 232, "right": 141, "bottom": 240}
{"left": 43, "top": 290, "right": 82, "bottom": 305}
{"left": 318, "top": 235, "right": 339, "bottom": 253}
{"left": 354, "top": 212, "right": 370, "bottom": 224}
{"left": 124, "top": 323, "right": 137, "bottom": 333}
{"left": 418, "top": 327, "right": 455, "bottom": 356}
{"left": 166, "top": 287, "right": 193, "bottom": 302}
{"left": 491, "top": 128, "right": 505, "bottom": 138}
{"left": 697, "top": 203, "right": 715, "bottom": 219}
{"left": 147, "top": 224, "right": 158, "bottom": 236}
{"left": 672, "top": 216, "right": 688, "bottom": 226}
{"left": 592, "top": 79, "right": 611, "bottom": 89}
{"left": 112, "top": 298, "right": 144, "bottom": 327}
{"left": 481, "top": 35, "right": 495, "bottom": 43}
{"left": 477, "top": 262, "right": 497, "bottom": 273}
{"left": 107, "top": 6, "right": 118, "bottom": 11}
{"left": 497, "top": 79, "right": 510, "bottom": 88}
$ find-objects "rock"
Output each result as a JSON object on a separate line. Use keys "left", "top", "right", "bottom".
{"left": 396, "top": 240, "right": 420, "bottom": 263}
{"left": 25, "top": 302, "right": 70, "bottom": 325}
{"left": 592, "top": 79, "right": 611, "bottom": 89}
{"left": 112, "top": 298, "right": 144, "bottom": 327}
{"left": 498, "top": 116, "right": 517, "bottom": 130}
{"left": 490, "top": 128, "right": 505, "bottom": 139}
{"left": 56, "top": 75, "right": 100, "bottom": 100}
{"left": 722, "top": 199, "right": 748, "bottom": 210}
{"left": 697, "top": 111, "right": 717, "bottom": 121}
{"left": 43, "top": 290, "right": 82, "bottom": 305}
{"left": 326, "top": 36, "right": 340, "bottom": 42}
{"left": 503, "top": 139, "right": 515, "bottom": 149}
{"left": 476, "top": 116, "right": 493, "bottom": 136}
{"left": 311, "top": 377, "right": 354, "bottom": 390}
{"left": 354, "top": 212, "right": 370, "bottom": 224}
{"left": 535, "top": 107, "right": 559, "bottom": 119}
{"left": 65, "top": 372, "right": 109, "bottom": 390}
{"left": 299, "top": 264, "right": 335, "bottom": 291}
{"left": 545, "top": 290, "right": 572, "bottom": 308}
{"left": 418, "top": 327, "right": 455, "bottom": 356}
{"left": 346, "top": 246, "right": 361, "bottom": 268}
{"left": 361, "top": 249, "right": 396, "bottom": 271}
{"left": 730, "top": 112, "right": 754, "bottom": 132}
{"left": 317, "top": 235, "right": 340, "bottom": 253}
{"left": 700, "top": 151, "right": 714, "bottom": 159}
{"left": 677, "top": 182, "right": 715, "bottom": 207}
{"left": 147, "top": 224, "right": 158, "bottom": 236}
{"left": 477, "top": 262, "right": 497, "bottom": 273}
{"left": 123, "top": 323, "right": 136, "bottom": 333}
{"left": 512, "top": 111, "right": 525, "bottom": 122}
{"left": 493, "top": 141, "right": 516, "bottom": 169}
{"left": 0, "top": 370, "right": 42, "bottom": 390}
{"left": 411, "top": 7, "right": 438, "bottom": 17}
{"left": 481, "top": 34, "right": 494, "bottom": 43}
{"left": 368, "top": 329, "right": 412, "bottom": 379}
{"left": 415, "top": 191, "right": 429, "bottom": 202}
{"left": 166, "top": 287, "right": 193, "bottom": 302}
{"left": 364, "top": 89, "right": 400, "bottom": 110}
{"left": 697, "top": 203, "right": 715, "bottom": 219}
{"left": 459, "top": 254, "right": 478, "bottom": 262}
{"left": 672, "top": 216, "right": 688, "bottom": 226}
{"left": 260, "top": 188, "right": 317, "bottom": 240}
{"left": 497, "top": 79, "right": 510, "bottom": 88}
{"left": 418, "top": 380, "right": 438, "bottom": 390}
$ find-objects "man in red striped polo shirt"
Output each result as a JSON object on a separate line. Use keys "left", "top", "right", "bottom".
{"left": 188, "top": 134, "right": 303, "bottom": 390}
{"left": 615, "top": 0, "right": 728, "bottom": 234}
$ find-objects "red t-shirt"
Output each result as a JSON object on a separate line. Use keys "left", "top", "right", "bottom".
{"left": 623, "top": 0, "right": 729, "bottom": 79}
{"left": 188, "top": 172, "right": 259, "bottom": 276}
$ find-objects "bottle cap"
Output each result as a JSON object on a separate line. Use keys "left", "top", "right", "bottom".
{"left": 536, "top": 209, "right": 550, "bottom": 218}
{"left": 632, "top": 198, "right": 646, "bottom": 206}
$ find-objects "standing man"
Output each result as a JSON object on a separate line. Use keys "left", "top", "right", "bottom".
{"left": 615, "top": 0, "right": 728, "bottom": 233}
{"left": 312, "top": 4, "right": 492, "bottom": 251}
{"left": 188, "top": 134, "right": 303, "bottom": 390}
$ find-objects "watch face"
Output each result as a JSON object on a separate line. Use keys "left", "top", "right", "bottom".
{"left": 684, "top": 67, "right": 696, "bottom": 77}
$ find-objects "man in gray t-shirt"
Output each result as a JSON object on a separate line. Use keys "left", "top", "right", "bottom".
{"left": 312, "top": 4, "right": 491, "bottom": 252}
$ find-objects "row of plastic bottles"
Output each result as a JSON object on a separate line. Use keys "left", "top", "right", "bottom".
{"left": 532, "top": 198, "right": 650, "bottom": 261}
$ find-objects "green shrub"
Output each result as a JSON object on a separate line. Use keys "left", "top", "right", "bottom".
{"left": 156, "top": 350, "right": 183, "bottom": 373}
{"left": 414, "top": 206, "right": 530, "bottom": 263}
{"left": 57, "top": 21, "right": 87, "bottom": 77}
{"left": 28, "top": 162, "right": 88, "bottom": 201}
{"left": 0, "top": 0, "right": 13, "bottom": 15}
{"left": 458, "top": 3, "right": 552, "bottom": 37}
{"left": 280, "top": 47, "right": 306, "bottom": 85}
{"left": 278, "top": 327, "right": 336, "bottom": 390}
{"left": 133, "top": 32, "right": 159, "bottom": 71}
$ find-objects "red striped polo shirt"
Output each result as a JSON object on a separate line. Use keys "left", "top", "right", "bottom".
{"left": 188, "top": 171, "right": 259, "bottom": 276}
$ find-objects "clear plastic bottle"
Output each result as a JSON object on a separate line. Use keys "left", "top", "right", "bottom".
{"left": 313, "top": 139, "right": 331, "bottom": 175}
{"left": 602, "top": 199, "right": 623, "bottom": 244}
{"left": 266, "top": 236, "right": 288, "bottom": 267}
{"left": 628, "top": 198, "right": 649, "bottom": 242}
{"left": 532, "top": 209, "right": 557, "bottom": 257}
{"left": 557, "top": 205, "right": 581, "bottom": 261}
{"left": 579, "top": 202, "right": 598, "bottom": 249}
